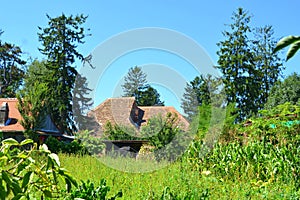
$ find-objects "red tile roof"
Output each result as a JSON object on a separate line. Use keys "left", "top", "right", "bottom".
{"left": 91, "top": 97, "right": 189, "bottom": 131}
{"left": 0, "top": 98, "right": 24, "bottom": 132}
{"left": 139, "top": 106, "right": 190, "bottom": 131}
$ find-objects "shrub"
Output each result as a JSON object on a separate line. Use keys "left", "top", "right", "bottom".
{"left": 66, "top": 179, "right": 122, "bottom": 200}
{"left": 0, "top": 138, "right": 77, "bottom": 199}
{"left": 140, "top": 112, "right": 188, "bottom": 161}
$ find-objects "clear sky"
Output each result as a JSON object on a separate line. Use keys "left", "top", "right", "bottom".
{"left": 0, "top": 1, "right": 299, "bottom": 113}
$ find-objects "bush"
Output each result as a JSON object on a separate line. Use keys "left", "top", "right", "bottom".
{"left": 75, "top": 130, "right": 105, "bottom": 155}
{"left": 67, "top": 179, "right": 122, "bottom": 200}
{"left": 0, "top": 138, "right": 77, "bottom": 199}
{"left": 140, "top": 112, "right": 188, "bottom": 161}
{"left": 44, "top": 136, "right": 88, "bottom": 155}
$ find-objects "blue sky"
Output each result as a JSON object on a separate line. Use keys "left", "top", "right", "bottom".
{"left": 0, "top": 1, "right": 299, "bottom": 113}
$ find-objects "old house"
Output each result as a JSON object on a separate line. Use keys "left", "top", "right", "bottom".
{"left": 89, "top": 97, "right": 189, "bottom": 133}
{"left": 0, "top": 98, "right": 73, "bottom": 142}
{"left": 91, "top": 97, "right": 189, "bottom": 132}
{"left": 89, "top": 97, "right": 190, "bottom": 156}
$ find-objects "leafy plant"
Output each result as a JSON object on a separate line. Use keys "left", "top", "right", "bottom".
{"left": 67, "top": 179, "right": 122, "bottom": 200}
{"left": 141, "top": 112, "right": 188, "bottom": 161}
{"left": 274, "top": 35, "right": 300, "bottom": 61}
{"left": 0, "top": 138, "right": 77, "bottom": 199}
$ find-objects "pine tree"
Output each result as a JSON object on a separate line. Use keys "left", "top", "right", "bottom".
{"left": 122, "top": 66, "right": 147, "bottom": 96}
{"left": 253, "top": 26, "right": 283, "bottom": 110}
{"left": 135, "top": 84, "right": 164, "bottom": 106}
{"left": 217, "top": 8, "right": 257, "bottom": 121}
{"left": 0, "top": 30, "right": 26, "bottom": 97}
{"left": 38, "top": 14, "right": 89, "bottom": 135}
{"left": 181, "top": 75, "right": 211, "bottom": 121}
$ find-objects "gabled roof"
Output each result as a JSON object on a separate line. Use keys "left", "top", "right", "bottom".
{"left": 0, "top": 98, "right": 24, "bottom": 132}
{"left": 0, "top": 98, "right": 61, "bottom": 134}
{"left": 92, "top": 97, "right": 137, "bottom": 128}
{"left": 91, "top": 97, "right": 189, "bottom": 131}
{"left": 139, "top": 106, "right": 190, "bottom": 131}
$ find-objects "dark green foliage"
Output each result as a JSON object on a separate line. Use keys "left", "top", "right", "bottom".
{"left": 44, "top": 136, "right": 89, "bottom": 155}
{"left": 0, "top": 31, "right": 26, "bottom": 97}
{"left": 217, "top": 8, "right": 254, "bottom": 121}
{"left": 122, "top": 66, "right": 147, "bottom": 97}
{"left": 75, "top": 130, "right": 106, "bottom": 155}
{"left": 17, "top": 60, "right": 49, "bottom": 130}
{"left": 252, "top": 26, "right": 283, "bottom": 110}
{"left": 38, "top": 14, "right": 89, "bottom": 134}
{"left": 103, "top": 121, "right": 140, "bottom": 140}
{"left": 217, "top": 8, "right": 283, "bottom": 121}
{"left": 134, "top": 84, "right": 164, "bottom": 106}
{"left": 122, "top": 66, "right": 164, "bottom": 106}
{"left": 141, "top": 112, "right": 187, "bottom": 161}
{"left": 67, "top": 179, "right": 122, "bottom": 200}
{"left": 265, "top": 73, "right": 300, "bottom": 109}
{"left": 181, "top": 75, "right": 212, "bottom": 121}
{"left": 73, "top": 74, "right": 94, "bottom": 131}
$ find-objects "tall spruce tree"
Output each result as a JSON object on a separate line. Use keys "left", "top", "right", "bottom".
{"left": 181, "top": 75, "right": 211, "bottom": 121}
{"left": 253, "top": 26, "right": 283, "bottom": 110}
{"left": 122, "top": 66, "right": 147, "bottom": 97}
{"left": 122, "top": 66, "right": 164, "bottom": 106}
{"left": 217, "top": 8, "right": 283, "bottom": 121}
{"left": 217, "top": 8, "right": 258, "bottom": 121}
{"left": 0, "top": 30, "right": 26, "bottom": 97}
{"left": 38, "top": 14, "right": 88, "bottom": 135}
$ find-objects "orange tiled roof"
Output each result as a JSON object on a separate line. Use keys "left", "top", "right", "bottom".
{"left": 139, "top": 106, "right": 190, "bottom": 131}
{"left": 92, "top": 97, "right": 189, "bottom": 131}
{"left": 0, "top": 98, "right": 24, "bottom": 132}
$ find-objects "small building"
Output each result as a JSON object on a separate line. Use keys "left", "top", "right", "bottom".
{"left": 0, "top": 98, "right": 74, "bottom": 143}
{"left": 89, "top": 97, "right": 190, "bottom": 156}
{"left": 91, "top": 97, "right": 189, "bottom": 132}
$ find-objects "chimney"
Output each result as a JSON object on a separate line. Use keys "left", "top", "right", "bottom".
{"left": 0, "top": 102, "right": 9, "bottom": 126}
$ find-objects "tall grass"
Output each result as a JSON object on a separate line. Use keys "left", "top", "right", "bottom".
{"left": 59, "top": 153, "right": 298, "bottom": 199}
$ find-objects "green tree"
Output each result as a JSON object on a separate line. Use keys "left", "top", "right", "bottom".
{"left": 217, "top": 8, "right": 283, "bottom": 121}
{"left": 181, "top": 75, "right": 210, "bottom": 121}
{"left": 0, "top": 30, "right": 26, "bottom": 97}
{"left": 252, "top": 26, "right": 283, "bottom": 110}
{"left": 38, "top": 14, "right": 89, "bottom": 135}
{"left": 135, "top": 84, "right": 164, "bottom": 106}
{"left": 181, "top": 75, "right": 224, "bottom": 121}
{"left": 217, "top": 8, "right": 256, "bottom": 121}
{"left": 17, "top": 60, "right": 48, "bottom": 131}
{"left": 122, "top": 66, "right": 147, "bottom": 97}
{"left": 122, "top": 66, "right": 164, "bottom": 106}
{"left": 265, "top": 73, "right": 300, "bottom": 109}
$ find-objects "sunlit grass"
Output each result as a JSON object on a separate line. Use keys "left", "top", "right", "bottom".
{"left": 58, "top": 153, "right": 298, "bottom": 199}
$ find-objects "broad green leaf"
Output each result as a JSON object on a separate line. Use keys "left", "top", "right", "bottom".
{"left": 2, "top": 171, "right": 11, "bottom": 185}
{"left": 64, "top": 172, "right": 78, "bottom": 187}
{"left": 20, "top": 139, "right": 33, "bottom": 146}
{"left": 22, "top": 171, "right": 32, "bottom": 189}
{"left": 2, "top": 138, "right": 19, "bottom": 146}
{"left": 274, "top": 35, "right": 300, "bottom": 53}
{"left": 11, "top": 181, "right": 22, "bottom": 196}
{"left": 11, "top": 194, "right": 23, "bottom": 200}
{"left": 49, "top": 153, "right": 60, "bottom": 166}
{"left": 43, "top": 190, "right": 52, "bottom": 198}
{"left": 65, "top": 177, "right": 72, "bottom": 193}
{"left": 287, "top": 40, "right": 300, "bottom": 61}
{"left": 0, "top": 183, "right": 6, "bottom": 200}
